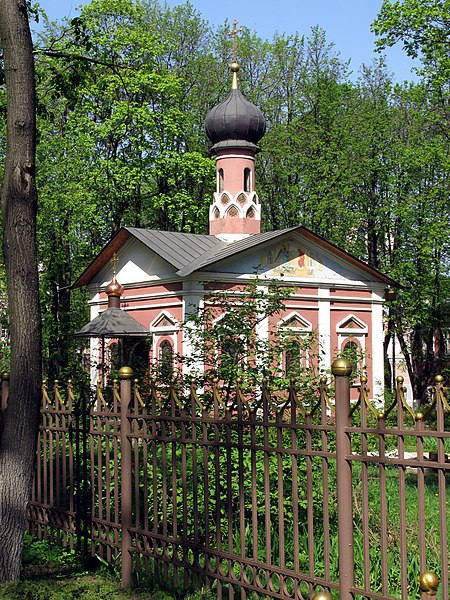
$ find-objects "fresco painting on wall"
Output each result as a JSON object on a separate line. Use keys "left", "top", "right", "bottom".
{"left": 260, "top": 242, "right": 323, "bottom": 278}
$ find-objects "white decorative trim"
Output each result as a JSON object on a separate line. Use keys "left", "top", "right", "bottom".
{"left": 256, "top": 286, "right": 269, "bottom": 371}
{"left": 338, "top": 334, "right": 366, "bottom": 353}
{"left": 336, "top": 314, "right": 369, "bottom": 334}
{"left": 277, "top": 311, "right": 313, "bottom": 331}
{"left": 182, "top": 293, "right": 203, "bottom": 377}
{"left": 210, "top": 192, "right": 261, "bottom": 219}
{"left": 318, "top": 289, "right": 331, "bottom": 373}
{"left": 152, "top": 332, "right": 178, "bottom": 370}
{"left": 214, "top": 154, "right": 256, "bottom": 162}
{"left": 150, "top": 310, "right": 179, "bottom": 332}
{"left": 151, "top": 309, "right": 180, "bottom": 370}
{"left": 119, "top": 301, "right": 183, "bottom": 311}
{"left": 371, "top": 302, "right": 384, "bottom": 401}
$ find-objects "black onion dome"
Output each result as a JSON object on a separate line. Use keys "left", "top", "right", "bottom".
{"left": 205, "top": 88, "right": 266, "bottom": 151}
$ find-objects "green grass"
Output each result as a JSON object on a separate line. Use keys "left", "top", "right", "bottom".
{"left": 0, "top": 536, "right": 233, "bottom": 600}
{"left": 0, "top": 576, "right": 151, "bottom": 600}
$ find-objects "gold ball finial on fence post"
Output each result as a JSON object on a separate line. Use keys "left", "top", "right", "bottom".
{"left": 331, "top": 357, "right": 353, "bottom": 377}
{"left": 311, "top": 592, "right": 332, "bottom": 600}
{"left": 118, "top": 366, "right": 133, "bottom": 380}
{"left": 418, "top": 572, "right": 439, "bottom": 596}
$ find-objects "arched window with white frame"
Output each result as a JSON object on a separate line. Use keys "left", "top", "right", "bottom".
{"left": 277, "top": 312, "right": 313, "bottom": 378}
{"left": 340, "top": 338, "right": 362, "bottom": 376}
{"left": 150, "top": 311, "right": 179, "bottom": 379}
{"left": 218, "top": 168, "right": 224, "bottom": 193}
{"left": 336, "top": 315, "right": 368, "bottom": 380}
{"left": 244, "top": 167, "right": 251, "bottom": 192}
{"left": 158, "top": 339, "right": 173, "bottom": 380}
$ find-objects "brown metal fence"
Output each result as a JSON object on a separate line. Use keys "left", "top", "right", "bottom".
{"left": 5, "top": 361, "right": 448, "bottom": 599}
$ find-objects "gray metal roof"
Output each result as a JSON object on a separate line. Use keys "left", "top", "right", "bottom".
{"left": 74, "top": 225, "right": 398, "bottom": 289}
{"left": 176, "top": 227, "right": 297, "bottom": 276}
{"left": 126, "top": 228, "right": 226, "bottom": 270}
{"left": 74, "top": 307, "right": 149, "bottom": 338}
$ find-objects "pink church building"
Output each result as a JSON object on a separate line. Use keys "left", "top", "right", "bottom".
{"left": 74, "top": 62, "right": 396, "bottom": 399}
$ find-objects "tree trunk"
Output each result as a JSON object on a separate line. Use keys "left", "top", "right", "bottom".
{"left": 0, "top": 0, "right": 42, "bottom": 581}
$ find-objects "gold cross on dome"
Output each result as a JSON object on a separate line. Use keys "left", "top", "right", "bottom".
{"left": 110, "top": 252, "right": 118, "bottom": 277}
{"left": 228, "top": 19, "right": 243, "bottom": 62}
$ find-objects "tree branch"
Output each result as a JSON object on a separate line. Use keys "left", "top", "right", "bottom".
{"left": 33, "top": 48, "right": 132, "bottom": 69}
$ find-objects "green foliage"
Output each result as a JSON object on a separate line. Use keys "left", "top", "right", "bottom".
{"left": 22, "top": 533, "right": 81, "bottom": 570}
{"left": 372, "top": 0, "right": 450, "bottom": 86}
{"left": 184, "top": 589, "right": 216, "bottom": 600}
{"left": 0, "top": 577, "right": 136, "bottom": 599}
{"left": 33, "top": 0, "right": 216, "bottom": 378}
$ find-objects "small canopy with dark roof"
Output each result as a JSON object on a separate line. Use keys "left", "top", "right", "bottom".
{"left": 75, "top": 255, "right": 149, "bottom": 339}
{"left": 74, "top": 307, "right": 149, "bottom": 338}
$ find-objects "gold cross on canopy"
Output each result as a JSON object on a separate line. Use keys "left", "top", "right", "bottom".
{"left": 110, "top": 252, "right": 118, "bottom": 277}
{"left": 228, "top": 19, "right": 243, "bottom": 63}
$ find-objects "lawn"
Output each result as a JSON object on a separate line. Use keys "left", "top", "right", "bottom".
{"left": 0, "top": 535, "right": 216, "bottom": 600}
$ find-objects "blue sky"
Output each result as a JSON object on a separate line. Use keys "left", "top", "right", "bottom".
{"left": 34, "top": 0, "right": 418, "bottom": 82}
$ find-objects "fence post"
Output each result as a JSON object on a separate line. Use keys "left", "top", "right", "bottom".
{"left": 332, "top": 358, "right": 354, "bottom": 600}
{"left": 119, "top": 366, "right": 133, "bottom": 588}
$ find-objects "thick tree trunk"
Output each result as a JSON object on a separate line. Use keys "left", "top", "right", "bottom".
{"left": 0, "top": 0, "right": 42, "bottom": 581}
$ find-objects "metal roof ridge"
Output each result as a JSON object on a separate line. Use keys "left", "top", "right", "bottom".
{"left": 177, "top": 228, "right": 298, "bottom": 276}
{"left": 124, "top": 228, "right": 219, "bottom": 270}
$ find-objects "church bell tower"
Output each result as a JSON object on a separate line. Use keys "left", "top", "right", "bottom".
{"left": 205, "top": 28, "right": 266, "bottom": 241}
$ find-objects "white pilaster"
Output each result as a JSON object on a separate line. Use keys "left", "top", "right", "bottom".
{"left": 182, "top": 288, "right": 204, "bottom": 378}
{"left": 318, "top": 288, "right": 331, "bottom": 374}
{"left": 371, "top": 293, "right": 384, "bottom": 402}
{"left": 89, "top": 293, "right": 101, "bottom": 385}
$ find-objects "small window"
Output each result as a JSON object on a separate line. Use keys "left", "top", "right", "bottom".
{"left": 218, "top": 168, "right": 224, "bottom": 193}
{"left": 341, "top": 340, "right": 361, "bottom": 376}
{"left": 159, "top": 340, "right": 173, "bottom": 380}
{"left": 244, "top": 168, "right": 251, "bottom": 192}
{"left": 108, "top": 342, "right": 120, "bottom": 372}
{"left": 284, "top": 339, "right": 302, "bottom": 378}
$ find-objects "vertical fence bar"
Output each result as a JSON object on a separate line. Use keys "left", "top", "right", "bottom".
{"left": 415, "top": 413, "right": 426, "bottom": 572}
{"left": 396, "top": 376, "right": 408, "bottom": 600}
{"left": 332, "top": 358, "right": 354, "bottom": 600}
{"left": 120, "top": 366, "right": 133, "bottom": 588}
{"left": 66, "top": 381, "right": 74, "bottom": 549}
{"left": 378, "top": 413, "right": 389, "bottom": 595}
{"left": 290, "top": 380, "right": 300, "bottom": 580}
{"left": 305, "top": 410, "right": 314, "bottom": 578}
{"left": 359, "top": 379, "right": 370, "bottom": 592}
{"left": 434, "top": 376, "right": 448, "bottom": 599}
{"left": 320, "top": 376, "right": 331, "bottom": 586}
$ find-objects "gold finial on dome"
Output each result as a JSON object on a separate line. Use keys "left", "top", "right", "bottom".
{"left": 105, "top": 253, "right": 124, "bottom": 298}
{"left": 228, "top": 19, "right": 243, "bottom": 89}
{"left": 230, "top": 61, "right": 240, "bottom": 89}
